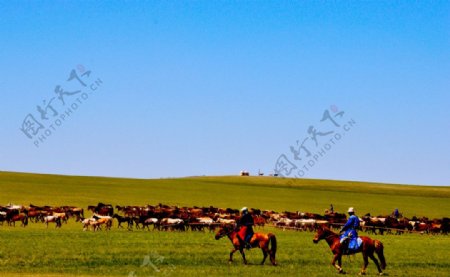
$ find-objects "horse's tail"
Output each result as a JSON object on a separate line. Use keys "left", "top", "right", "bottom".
{"left": 268, "top": 233, "right": 277, "bottom": 265}
{"left": 374, "top": 240, "right": 386, "bottom": 270}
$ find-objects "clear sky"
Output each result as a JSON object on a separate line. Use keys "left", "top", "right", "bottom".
{"left": 1, "top": 1, "right": 449, "bottom": 186}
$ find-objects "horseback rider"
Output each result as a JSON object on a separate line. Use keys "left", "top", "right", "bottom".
{"left": 339, "top": 207, "right": 360, "bottom": 253}
{"left": 237, "top": 207, "right": 254, "bottom": 249}
{"left": 393, "top": 208, "right": 400, "bottom": 218}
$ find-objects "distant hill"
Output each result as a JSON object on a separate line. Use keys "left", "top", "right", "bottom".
{"left": 1, "top": 171, "right": 449, "bottom": 218}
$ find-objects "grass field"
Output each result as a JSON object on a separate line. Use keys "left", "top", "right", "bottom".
{"left": 0, "top": 171, "right": 449, "bottom": 276}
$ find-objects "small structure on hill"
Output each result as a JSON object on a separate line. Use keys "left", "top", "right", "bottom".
{"left": 240, "top": 170, "right": 250, "bottom": 176}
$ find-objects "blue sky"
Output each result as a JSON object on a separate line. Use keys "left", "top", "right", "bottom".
{"left": 1, "top": 1, "right": 449, "bottom": 186}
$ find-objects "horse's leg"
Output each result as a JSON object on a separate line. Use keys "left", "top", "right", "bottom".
{"left": 331, "top": 254, "right": 345, "bottom": 274}
{"left": 359, "top": 252, "right": 369, "bottom": 275}
{"left": 261, "top": 248, "right": 268, "bottom": 265}
{"left": 368, "top": 253, "right": 383, "bottom": 275}
{"left": 337, "top": 255, "right": 345, "bottom": 274}
{"left": 229, "top": 247, "right": 238, "bottom": 263}
{"left": 239, "top": 248, "right": 247, "bottom": 265}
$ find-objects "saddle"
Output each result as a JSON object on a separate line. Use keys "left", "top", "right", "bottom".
{"left": 341, "top": 237, "right": 363, "bottom": 254}
{"left": 237, "top": 226, "right": 252, "bottom": 240}
{"left": 237, "top": 226, "right": 254, "bottom": 248}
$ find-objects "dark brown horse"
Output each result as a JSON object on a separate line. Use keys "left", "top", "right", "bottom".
{"left": 8, "top": 213, "right": 28, "bottom": 227}
{"left": 215, "top": 225, "right": 277, "bottom": 265}
{"left": 313, "top": 225, "right": 386, "bottom": 275}
{"left": 87, "top": 203, "right": 113, "bottom": 216}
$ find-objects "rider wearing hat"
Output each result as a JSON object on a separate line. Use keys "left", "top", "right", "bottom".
{"left": 238, "top": 207, "right": 254, "bottom": 249}
{"left": 339, "top": 207, "right": 360, "bottom": 252}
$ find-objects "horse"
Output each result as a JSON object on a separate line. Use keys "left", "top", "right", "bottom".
{"left": 159, "top": 218, "right": 185, "bottom": 231}
{"left": 52, "top": 212, "right": 69, "bottom": 224}
{"left": 313, "top": 225, "right": 386, "bottom": 275}
{"left": 112, "top": 214, "right": 133, "bottom": 229}
{"left": 0, "top": 211, "right": 6, "bottom": 225}
{"left": 253, "top": 215, "right": 266, "bottom": 228}
{"left": 214, "top": 224, "right": 277, "bottom": 266}
{"left": 81, "top": 217, "right": 97, "bottom": 231}
{"left": 8, "top": 213, "right": 28, "bottom": 227}
{"left": 87, "top": 203, "right": 114, "bottom": 216}
{"left": 26, "top": 209, "right": 42, "bottom": 223}
{"left": 81, "top": 215, "right": 112, "bottom": 231}
{"left": 142, "top": 217, "right": 159, "bottom": 230}
{"left": 92, "top": 214, "right": 113, "bottom": 231}
{"left": 43, "top": 215, "right": 62, "bottom": 228}
{"left": 67, "top": 207, "right": 84, "bottom": 220}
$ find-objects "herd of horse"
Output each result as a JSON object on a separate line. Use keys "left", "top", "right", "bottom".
{"left": 1, "top": 202, "right": 448, "bottom": 274}
{"left": 1, "top": 203, "right": 448, "bottom": 234}
{"left": 0, "top": 204, "right": 84, "bottom": 227}
{"left": 273, "top": 211, "right": 449, "bottom": 235}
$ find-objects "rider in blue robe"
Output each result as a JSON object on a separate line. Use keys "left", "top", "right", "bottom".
{"left": 339, "top": 207, "right": 360, "bottom": 252}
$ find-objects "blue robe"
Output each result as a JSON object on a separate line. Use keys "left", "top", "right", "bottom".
{"left": 340, "top": 215, "right": 360, "bottom": 250}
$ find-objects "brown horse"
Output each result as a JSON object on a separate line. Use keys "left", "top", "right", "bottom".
{"left": 8, "top": 213, "right": 28, "bottom": 227}
{"left": 215, "top": 225, "right": 277, "bottom": 265}
{"left": 313, "top": 225, "right": 386, "bottom": 275}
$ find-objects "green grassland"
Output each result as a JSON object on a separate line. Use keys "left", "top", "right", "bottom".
{"left": 0, "top": 171, "right": 449, "bottom": 276}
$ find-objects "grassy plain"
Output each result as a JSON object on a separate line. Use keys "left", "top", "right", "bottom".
{"left": 0, "top": 171, "right": 449, "bottom": 276}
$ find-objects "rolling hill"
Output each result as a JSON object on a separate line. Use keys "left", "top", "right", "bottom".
{"left": 1, "top": 171, "right": 448, "bottom": 218}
